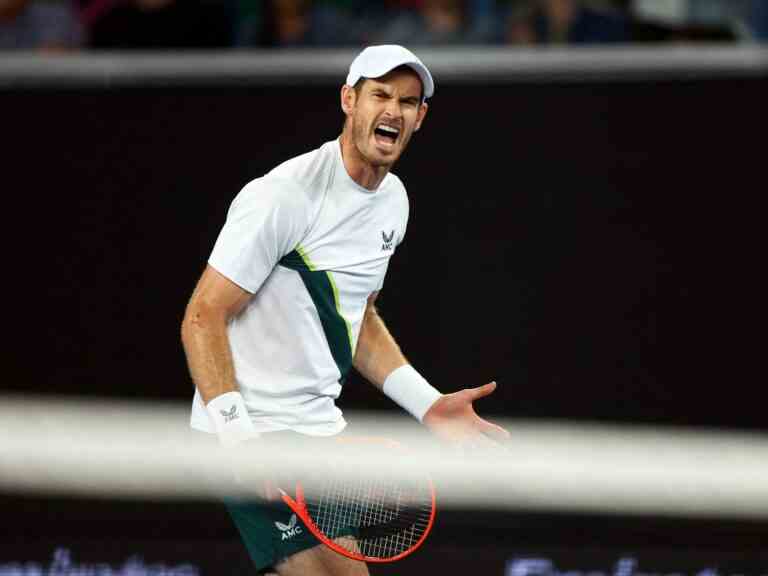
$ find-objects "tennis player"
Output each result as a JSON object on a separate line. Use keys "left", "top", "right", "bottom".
{"left": 181, "top": 44, "right": 509, "bottom": 576}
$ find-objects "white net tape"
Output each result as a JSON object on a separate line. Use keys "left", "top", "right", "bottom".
{"left": 2, "top": 395, "right": 768, "bottom": 518}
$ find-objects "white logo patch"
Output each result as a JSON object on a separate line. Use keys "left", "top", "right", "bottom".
{"left": 275, "top": 513, "right": 303, "bottom": 540}
{"left": 381, "top": 230, "right": 395, "bottom": 251}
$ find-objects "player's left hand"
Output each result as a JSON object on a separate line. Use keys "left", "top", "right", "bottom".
{"left": 422, "top": 381, "right": 510, "bottom": 449}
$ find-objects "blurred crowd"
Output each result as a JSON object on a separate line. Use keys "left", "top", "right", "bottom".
{"left": 1, "top": 0, "right": 767, "bottom": 51}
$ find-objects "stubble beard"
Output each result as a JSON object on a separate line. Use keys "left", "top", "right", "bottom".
{"left": 352, "top": 115, "right": 405, "bottom": 170}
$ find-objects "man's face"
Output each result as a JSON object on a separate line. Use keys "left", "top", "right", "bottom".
{"left": 342, "top": 68, "right": 428, "bottom": 169}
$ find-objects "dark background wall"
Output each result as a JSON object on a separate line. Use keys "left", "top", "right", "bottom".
{"left": 2, "top": 76, "right": 767, "bottom": 572}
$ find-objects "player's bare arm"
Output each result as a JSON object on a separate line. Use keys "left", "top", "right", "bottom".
{"left": 352, "top": 291, "right": 408, "bottom": 388}
{"left": 181, "top": 265, "right": 251, "bottom": 403}
{"left": 354, "top": 292, "right": 510, "bottom": 446}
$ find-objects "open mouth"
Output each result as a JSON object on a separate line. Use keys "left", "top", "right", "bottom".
{"left": 374, "top": 124, "right": 400, "bottom": 147}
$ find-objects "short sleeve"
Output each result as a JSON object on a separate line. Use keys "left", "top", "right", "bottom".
{"left": 398, "top": 188, "right": 410, "bottom": 247}
{"left": 208, "top": 177, "right": 311, "bottom": 294}
{"left": 376, "top": 184, "right": 409, "bottom": 292}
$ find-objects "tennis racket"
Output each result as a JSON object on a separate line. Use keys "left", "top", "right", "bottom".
{"left": 278, "top": 436, "right": 436, "bottom": 563}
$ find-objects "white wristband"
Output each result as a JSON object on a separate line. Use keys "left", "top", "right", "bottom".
{"left": 206, "top": 391, "right": 259, "bottom": 446}
{"left": 382, "top": 364, "right": 442, "bottom": 422}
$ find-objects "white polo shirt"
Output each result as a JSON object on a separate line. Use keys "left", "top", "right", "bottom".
{"left": 190, "top": 139, "right": 409, "bottom": 436}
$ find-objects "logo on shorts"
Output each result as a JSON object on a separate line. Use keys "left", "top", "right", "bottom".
{"left": 381, "top": 230, "right": 395, "bottom": 251}
{"left": 275, "top": 514, "right": 303, "bottom": 540}
{"left": 221, "top": 405, "right": 239, "bottom": 423}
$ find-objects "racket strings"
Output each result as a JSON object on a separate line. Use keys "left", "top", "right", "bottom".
{"left": 306, "top": 473, "right": 433, "bottom": 559}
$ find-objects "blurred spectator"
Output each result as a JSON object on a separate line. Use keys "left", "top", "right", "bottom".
{"left": 630, "top": 0, "right": 744, "bottom": 41}
{"left": 84, "top": 0, "right": 231, "bottom": 48}
{"left": 250, "top": 0, "right": 498, "bottom": 48}
{"left": 688, "top": 0, "right": 751, "bottom": 25}
{"left": 231, "top": 0, "right": 262, "bottom": 46}
{"left": 374, "top": 0, "right": 463, "bottom": 45}
{"left": 505, "top": 0, "right": 630, "bottom": 44}
{"left": 268, "top": 0, "right": 311, "bottom": 45}
{"left": 311, "top": 0, "right": 368, "bottom": 45}
{"left": 466, "top": 0, "right": 498, "bottom": 41}
{"left": 687, "top": 0, "right": 763, "bottom": 40}
{"left": 0, "top": 0, "right": 83, "bottom": 50}
{"left": 9, "top": 0, "right": 750, "bottom": 49}
{"left": 750, "top": 0, "right": 768, "bottom": 39}
{"left": 373, "top": 0, "right": 490, "bottom": 45}
{"left": 233, "top": 0, "right": 355, "bottom": 47}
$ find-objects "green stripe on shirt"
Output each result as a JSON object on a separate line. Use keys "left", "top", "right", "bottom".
{"left": 279, "top": 247, "right": 354, "bottom": 383}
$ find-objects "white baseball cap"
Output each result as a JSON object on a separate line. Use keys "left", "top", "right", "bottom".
{"left": 346, "top": 45, "right": 435, "bottom": 100}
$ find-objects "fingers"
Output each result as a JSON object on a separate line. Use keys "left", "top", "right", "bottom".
{"left": 262, "top": 478, "right": 281, "bottom": 501}
{"left": 477, "top": 418, "right": 511, "bottom": 442}
{"left": 467, "top": 380, "right": 497, "bottom": 401}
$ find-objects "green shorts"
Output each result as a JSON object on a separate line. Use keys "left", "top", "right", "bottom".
{"left": 222, "top": 430, "right": 355, "bottom": 573}
{"left": 218, "top": 431, "right": 364, "bottom": 572}
{"left": 225, "top": 498, "right": 322, "bottom": 573}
